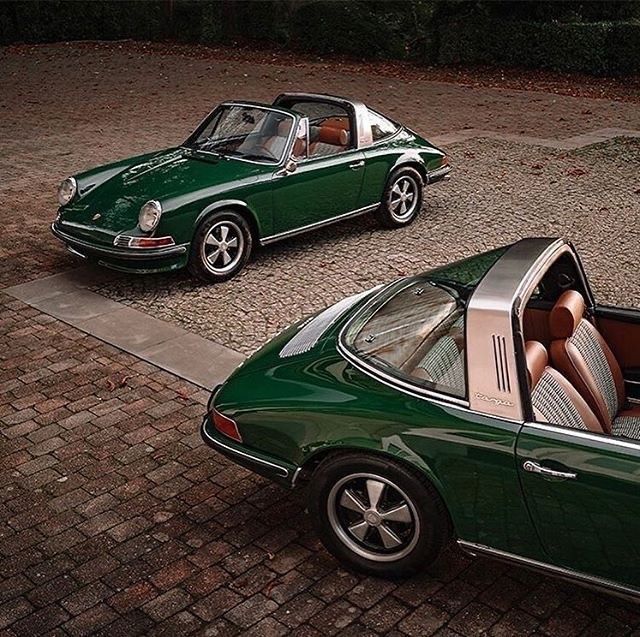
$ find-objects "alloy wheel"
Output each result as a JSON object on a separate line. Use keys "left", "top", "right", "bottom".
{"left": 201, "top": 220, "right": 244, "bottom": 275}
{"left": 389, "top": 175, "right": 419, "bottom": 222}
{"left": 327, "top": 472, "right": 420, "bottom": 562}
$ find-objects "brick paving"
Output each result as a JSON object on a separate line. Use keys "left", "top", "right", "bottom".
{"left": 1, "top": 42, "right": 640, "bottom": 636}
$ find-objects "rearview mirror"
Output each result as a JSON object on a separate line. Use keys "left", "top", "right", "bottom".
{"left": 285, "top": 159, "right": 297, "bottom": 174}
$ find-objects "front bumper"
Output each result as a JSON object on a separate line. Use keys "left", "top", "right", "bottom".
{"left": 200, "top": 416, "right": 301, "bottom": 488}
{"left": 426, "top": 164, "right": 452, "bottom": 184}
{"left": 51, "top": 222, "right": 189, "bottom": 273}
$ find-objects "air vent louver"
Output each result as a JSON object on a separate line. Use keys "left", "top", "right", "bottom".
{"left": 279, "top": 290, "right": 372, "bottom": 358}
{"left": 491, "top": 334, "right": 511, "bottom": 393}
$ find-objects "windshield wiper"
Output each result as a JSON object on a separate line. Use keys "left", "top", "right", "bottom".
{"left": 189, "top": 139, "right": 226, "bottom": 156}
{"left": 232, "top": 153, "right": 277, "bottom": 163}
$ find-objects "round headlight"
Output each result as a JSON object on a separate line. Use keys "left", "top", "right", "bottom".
{"left": 138, "top": 200, "right": 162, "bottom": 232}
{"left": 57, "top": 177, "right": 77, "bottom": 206}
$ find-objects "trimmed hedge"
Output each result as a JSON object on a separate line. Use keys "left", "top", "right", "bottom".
{"left": 0, "top": 0, "right": 166, "bottom": 43}
{"left": 1, "top": 0, "right": 639, "bottom": 76}
{"left": 607, "top": 21, "right": 640, "bottom": 74}
{"left": 437, "top": 19, "right": 632, "bottom": 74}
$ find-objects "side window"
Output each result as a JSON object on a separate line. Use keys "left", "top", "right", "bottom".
{"left": 368, "top": 109, "right": 398, "bottom": 142}
{"left": 344, "top": 282, "right": 467, "bottom": 398}
{"left": 286, "top": 100, "right": 353, "bottom": 158}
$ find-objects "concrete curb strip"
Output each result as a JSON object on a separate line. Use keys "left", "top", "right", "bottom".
{"left": 3, "top": 266, "right": 246, "bottom": 390}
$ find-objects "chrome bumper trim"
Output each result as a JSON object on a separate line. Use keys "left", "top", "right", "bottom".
{"left": 427, "top": 165, "right": 452, "bottom": 184}
{"left": 200, "top": 420, "right": 290, "bottom": 479}
{"left": 51, "top": 223, "right": 188, "bottom": 260}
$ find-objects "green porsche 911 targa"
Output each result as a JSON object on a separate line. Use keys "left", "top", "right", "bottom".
{"left": 52, "top": 92, "right": 450, "bottom": 282}
{"left": 202, "top": 238, "right": 640, "bottom": 599}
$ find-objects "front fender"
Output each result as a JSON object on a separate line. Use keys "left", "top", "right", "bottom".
{"left": 194, "top": 199, "right": 263, "bottom": 237}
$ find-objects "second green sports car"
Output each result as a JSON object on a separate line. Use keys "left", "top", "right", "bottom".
{"left": 52, "top": 92, "right": 450, "bottom": 282}
{"left": 202, "top": 238, "right": 640, "bottom": 598}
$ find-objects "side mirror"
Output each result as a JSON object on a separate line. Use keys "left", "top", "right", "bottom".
{"left": 285, "top": 158, "right": 297, "bottom": 174}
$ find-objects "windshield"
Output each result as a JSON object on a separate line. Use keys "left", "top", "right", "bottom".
{"left": 187, "top": 104, "right": 294, "bottom": 163}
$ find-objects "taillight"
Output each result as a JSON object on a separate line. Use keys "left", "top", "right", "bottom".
{"left": 212, "top": 409, "right": 242, "bottom": 442}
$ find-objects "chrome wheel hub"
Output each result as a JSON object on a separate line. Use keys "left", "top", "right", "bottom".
{"left": 327, "top": 473, "right": 419, "bottom": 562}
{"left": 364, "top": 509, "right": 382, "bottom": 526}
{"left": 201, "top": 220, "right": 244, "bottom": 275}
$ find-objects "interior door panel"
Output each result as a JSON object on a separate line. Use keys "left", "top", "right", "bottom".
{"left": 596, "top": 306, "right": 640, "bottom": 399}
{"left": 523, "top": 307, "right": 552, "bottom": 349}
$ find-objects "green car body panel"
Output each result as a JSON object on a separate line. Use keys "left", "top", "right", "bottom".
{"left": 52, "top": 94, "right": 448, "bottom": 274}
{"left": 202, "top": 238, "right": 640, "bottom": 596}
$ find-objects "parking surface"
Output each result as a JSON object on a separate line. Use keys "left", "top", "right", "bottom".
{"left": 1, "top": 42, "right": 640, "bottom": 636}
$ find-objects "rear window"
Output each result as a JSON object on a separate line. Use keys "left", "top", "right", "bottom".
{"left": 344, "top": 281, "right": 466, "bottom": 397}
{"left": 341, "top": 247, "right": 507, "bottom": 399}
{"left": 368, "top": 109, "right": 399, "bottom": 142}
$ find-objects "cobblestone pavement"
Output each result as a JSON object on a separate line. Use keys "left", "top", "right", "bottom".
{"left": 2, "top": 43, "right": 640, "bottom": 636}
{"left": 1, "top": 42, "right": 639, "bottom": 289}
{"left": 95, "top": 136, "right": 640, "bottom": 355}
{"left": 3, "top": 293, "right": 640, "bottom": 637}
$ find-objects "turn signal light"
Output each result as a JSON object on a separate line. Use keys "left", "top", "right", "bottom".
{"left": 128, "top": 236, "right": 175, "bottom": 248}
{"left": 441, "top": 155, "right": 450, "bottom": 166}
{"left": 212, "top": 409, "right": 242, "bottom": 442}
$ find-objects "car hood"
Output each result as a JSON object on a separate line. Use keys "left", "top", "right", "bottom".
{"left": 58, "top": 148, "right": 268, "bottom": 242}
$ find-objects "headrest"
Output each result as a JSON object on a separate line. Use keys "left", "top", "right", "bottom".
{"left": 550, "top": 290, "right": 585, "bottom": 340}
{"left": 318, "top": 125, "right": 348, "bottom": 146}
{"left": 525, "top": 340, "right": 548, "bottom": 388}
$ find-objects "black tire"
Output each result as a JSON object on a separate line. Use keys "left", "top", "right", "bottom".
{"left": 308, "top": 453, "right": 450, "bottom": 578}
{"left": 188, "top": 210, "right": 253, "bottom": 283}
{"left": 376, "top": 166, "right": 424, "bottom": 228}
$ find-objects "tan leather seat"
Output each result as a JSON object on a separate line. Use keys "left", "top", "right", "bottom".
{"left": 261, "top": 119, "right": 291, "bottom": 158}
{"left": 525, "top": 341, "right": 604, "bottom": 433}
{"left": 549, "top": 290, "right": 640, "bottom": 438}
{"left": 309, "top": 124, "right": 350, "bottom": 156}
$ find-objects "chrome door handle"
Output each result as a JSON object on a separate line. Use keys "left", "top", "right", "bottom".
{"left": 523, "top": 460, "right": 577, "bottom": 480}
{"left": 349, "top": 160, "right": 365, "bottom": 170}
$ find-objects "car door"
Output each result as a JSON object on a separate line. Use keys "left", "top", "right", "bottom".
{"left": 516, "top": 423, "right": 640, "bottom": 592}
{"left": 269, "top": 118, "right": 366, "bottom": 236}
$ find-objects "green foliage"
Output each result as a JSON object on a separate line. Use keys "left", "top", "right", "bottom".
{"left": 607, "top": 21, "right": 640, "bottom": 74}
{"left": 0, "top": 0, "right": 638, "bottom": 76}
{"left": 438, "top": 18, "right": 637, "bottom": 75}
{"left": 288, "top": 0, "right": 411, "bottom": 59}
